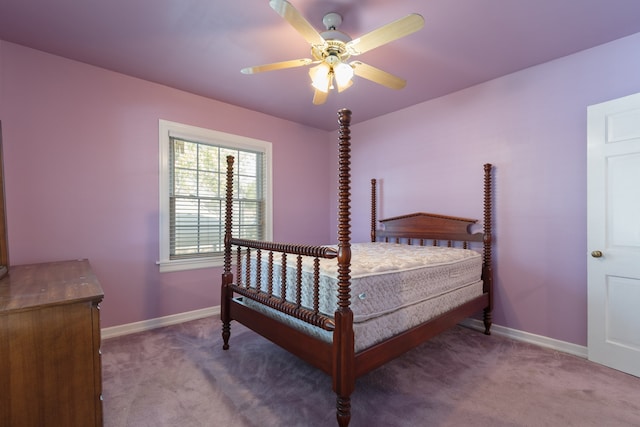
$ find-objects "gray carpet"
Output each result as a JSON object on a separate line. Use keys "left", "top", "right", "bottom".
{"left": 101, "top": 317, "right": 640, "bottom": 427}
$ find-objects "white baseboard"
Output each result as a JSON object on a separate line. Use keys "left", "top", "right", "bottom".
{"left": 460, "top": 318, "right": 588, "bottom": 358}
{"left": 101, "top": 306, "right": 220, "bottom": 340}
{"left": 102, "top": 307, "right": 588, "bottom": 359}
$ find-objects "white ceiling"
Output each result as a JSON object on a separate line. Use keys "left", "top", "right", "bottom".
{"left": 2, "top": 0, "right": 640, "bottom": 130}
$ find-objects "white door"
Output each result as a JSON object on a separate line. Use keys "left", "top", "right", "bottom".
{"left": 587, "top": 93, "right": 640, "bottom": 377}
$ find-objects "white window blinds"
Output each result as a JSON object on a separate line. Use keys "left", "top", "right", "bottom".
{"left": 169, "top": 137, "right": 264, "bottom": 259}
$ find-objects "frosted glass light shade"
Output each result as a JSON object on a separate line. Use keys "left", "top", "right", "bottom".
{"left": 309, "top": 63, "right": 331, "bottom": 93}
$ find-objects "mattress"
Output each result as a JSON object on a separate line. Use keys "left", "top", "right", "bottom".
{"left": 241, "top": 242, "right": 482, "bottom": 323}
{"left": 237, "top": 242, "right": 484, "bottom": 351}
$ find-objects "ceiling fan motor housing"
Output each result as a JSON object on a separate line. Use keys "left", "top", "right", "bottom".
{"left": 311, "top": 13, "right": 350, "bottom": 64}
{"left": 313, "top": 39, "right": 351, "bottom": 63}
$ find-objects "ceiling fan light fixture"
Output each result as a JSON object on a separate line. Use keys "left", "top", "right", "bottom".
{"left": 334, "top": 62, "right": 354, "bottom": 90}
{"left": 309, "top": 63, "right": 331, "bottom": 93}
{"left": 336, "top": 76, "right": 353, "bottom": 93}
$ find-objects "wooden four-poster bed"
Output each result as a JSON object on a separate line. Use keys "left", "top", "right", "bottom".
{"left": 221, "top": 108, "right": 494, "bottom": 426}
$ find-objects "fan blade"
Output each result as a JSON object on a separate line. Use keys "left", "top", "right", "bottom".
{"left": 269, "top": 0, "right": 325, "bottom": 47}
{"left": 351, "top": 61, "right": 406, "bottom": 90}
{"left": 346, "top": 13, "right": 424, "bottom": 56}
{"left": 241, "top": 58, "right": 313, "bottom": 74}
{"left": 312, "top": 88, "right": 328, "bottom": 105}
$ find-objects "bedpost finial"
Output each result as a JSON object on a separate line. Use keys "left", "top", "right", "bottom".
{"left": 338, "top": 108, "right": 352, "bottom": 125}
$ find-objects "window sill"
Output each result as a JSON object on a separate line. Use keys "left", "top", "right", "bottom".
{"left": 158, "top": 256, "right": 224, "bottom": 273}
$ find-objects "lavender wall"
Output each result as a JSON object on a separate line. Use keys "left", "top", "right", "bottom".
{"left": 0, "top": 41, "right": 332, "bottom": 328}
{"left": 4, "top": 32, "right": 640, "bottom": 345}
{"left": 329, "top": 33, "right": 640, "bottom": 346}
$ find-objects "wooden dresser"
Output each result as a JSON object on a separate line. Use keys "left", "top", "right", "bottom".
{"left": 0, "top": 259, "right": 104, "bottom": 427}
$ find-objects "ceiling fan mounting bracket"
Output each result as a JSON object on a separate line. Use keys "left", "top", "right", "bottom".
{"left": 320, "top": 12, "right": 352, "bottom": 45}
{"left": 322, "top": 12, "right": 342, "bottom": 30}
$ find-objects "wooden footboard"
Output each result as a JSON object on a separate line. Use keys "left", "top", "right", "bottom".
{"left": 229, "top": 238, "right": 338, "bottom": 331}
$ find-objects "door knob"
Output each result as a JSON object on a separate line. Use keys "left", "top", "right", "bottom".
{"left": 591, "top": 250, "right": 603, "bottom": 258}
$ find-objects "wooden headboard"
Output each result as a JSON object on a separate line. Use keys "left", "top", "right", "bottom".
{"left": 375, "top": 212, "right": 483, "bottom": 243}
{"left": 370, "top": 164, "right": 493, "bottom": 254}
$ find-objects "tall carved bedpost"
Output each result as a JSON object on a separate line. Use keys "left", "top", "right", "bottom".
{"left": 333, "top": 109, "right": 354, "bottom": 427}
{"left": 370, "top": 179, "right": 377, "bottom": 242}
{"left": 221, "top": 155, "right": 235, "bottom": 349}
{"left": 482, "top": 163, "right": 493, "bottom": 335}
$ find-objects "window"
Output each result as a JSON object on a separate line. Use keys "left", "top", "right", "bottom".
{"left": 159, "top": 120, "right": 272, "bottom": 272}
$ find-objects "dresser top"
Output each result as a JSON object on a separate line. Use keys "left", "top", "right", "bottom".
{"left": 0, "top": 259, "right": 104, "bottom": 313}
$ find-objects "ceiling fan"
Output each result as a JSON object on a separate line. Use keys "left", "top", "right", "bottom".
{"left": 241, "top": 0, "right": 425, "bottom": 105}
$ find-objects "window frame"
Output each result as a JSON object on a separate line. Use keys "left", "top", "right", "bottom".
{"left": 158, "top": 119, "right": 272, "bottom": 272}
